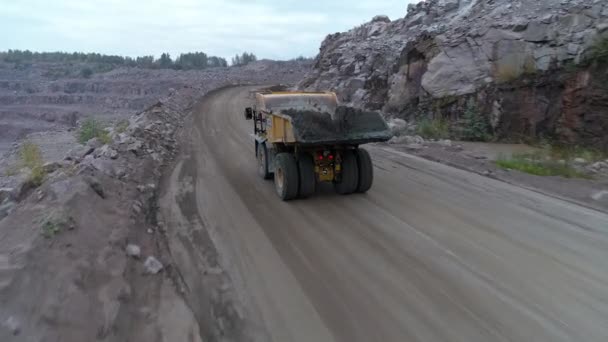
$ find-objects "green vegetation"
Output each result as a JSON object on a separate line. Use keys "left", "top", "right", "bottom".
{"left": 522, "top": 55, "right": 537, "bottom": 75}
{"left": 80, "top": 67, "right": 93, "bottom": 78}
{"left": 41, "top": 215, "right": 75, "bottom": 238}
{"left": 78, "top": 118, "right": 111, "bottom": 144}
{"left": 495, "top": 64, "right": 520, "bottom": 83}
{"left": 115, "top": 119, "right": 129, "bottom": 134}
{"left": 416, "top": 117, "right": 450, "bottom": 140}
{"left": 496, "top": 154, "right": 588, "bottom": 178}
{"left": 496, "top": 145, "right": 605, "bottom": 178}
{"left": 42, "top": 220, "right": 62, "bottom": 238}
{"left": 460, "top": 104, "right": 491, "bottom": 141}
{"left": 290, "top": 56, "right": 314, "bottom": 62}
{"left": 0, "top": 49, "right": 229, "bottom": 71}
{"left": 587, "top": 36, "right": 608, "bottom": 65}
{"left": 231, "top": 52, "right": 258, "bottom": 66}
{"left": 17, "top": 142, "right": 46, "bottom": 186}
{"left": 546, "top": 144, "right": 606, "bottom": 163}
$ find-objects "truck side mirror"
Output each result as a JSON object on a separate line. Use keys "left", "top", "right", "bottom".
{"left": 244, "top": 107, "right": 253, "bottom": 120}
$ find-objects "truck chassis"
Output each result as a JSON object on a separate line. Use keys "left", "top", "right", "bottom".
{"left": 245, "top": 92, "right": 388, "bottom": 200}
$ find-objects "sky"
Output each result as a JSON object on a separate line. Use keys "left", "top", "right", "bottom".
{"left": 0, "top": 0, "right": 417, "bottom": 61}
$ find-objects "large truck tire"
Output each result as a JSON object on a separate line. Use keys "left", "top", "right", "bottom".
{"left": 257, "top": 143, "right": 272, "bottom": 180}
{"left": 334, "top": 150, "right": 359, "bottom": 195}
{"left": 274, "top": 153, "right": 299, "bottom": 200}
{"left": 355, "top": 148, "right": 373, "bottom": 193}
{"left": 297, "top": 153, "right": 316, "bottom": 198}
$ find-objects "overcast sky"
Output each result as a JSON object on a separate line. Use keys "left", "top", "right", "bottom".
{"left": 0, "top": 0, "right": 417, "bottom": 60}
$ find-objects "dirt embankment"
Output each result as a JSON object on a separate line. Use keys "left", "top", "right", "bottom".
{"left": 0, "top": 86, "right": 214, "bottom": 341}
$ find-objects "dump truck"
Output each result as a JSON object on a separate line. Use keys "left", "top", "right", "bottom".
{"left": 245, "top": 91, "right": 391, "bottom": 200}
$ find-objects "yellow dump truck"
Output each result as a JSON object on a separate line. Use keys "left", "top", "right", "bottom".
{"left": 245, "top": 91, "right": 391, "bottom": 200}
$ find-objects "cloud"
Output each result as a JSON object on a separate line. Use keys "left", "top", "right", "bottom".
{"left": 0, "top": 0, "right": 415, "bottom": 60}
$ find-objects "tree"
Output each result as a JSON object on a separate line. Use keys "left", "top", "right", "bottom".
{"left": 231, "top": 52, "right": 257, "bottom": 66}
{"left": 157, "top": 53, "right": 173, "bottom": 68}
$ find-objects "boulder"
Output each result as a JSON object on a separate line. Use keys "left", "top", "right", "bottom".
{"left": 42, "top": 162, "right": 62, "bottom": 174}
{"left": 94, "top": 145, "right": 119, "bottom": 160}
{"left": 86, "top": 137, "right": 103, "bottom": 150}
{"left": 65, "top": 145, "right": 94, "bottom": 162}
{"left": 143, "top": 256, "right": 163, "bottom": 274}
{"left": 523, "top": 22, "right": 555, "bottom": 42}
{"left": 126, "top": 244, "right": 141, "bottom": 258}
{"left": 372, "top": 15, "right": 390, "bottom": 23}
{"left": 0, "top": 188, "right": 15, "bottom": 204}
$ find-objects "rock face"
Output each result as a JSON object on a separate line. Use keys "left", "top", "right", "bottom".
{"left": 300, "top": 0, "right": 608, "bottom": 148}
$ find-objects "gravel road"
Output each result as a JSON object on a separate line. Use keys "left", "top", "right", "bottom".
{"left": 161, "top": 86, "right": 608, "bottom": 342}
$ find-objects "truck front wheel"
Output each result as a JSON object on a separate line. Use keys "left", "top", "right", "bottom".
{"left": 274, "top": 153, "right": 299, "bottom": 200}
{"left": 257, "top": 143, "right": 272, "bottom": 180}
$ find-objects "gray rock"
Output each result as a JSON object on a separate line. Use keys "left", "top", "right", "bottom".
{"left": 591, "top": 190, "right": 608, "bottom": 202}
{"left": 2, "top": 316, "right": 20, "bottom": 336}
{"left": 589, "top": 161, "right": 608, "bottom": 171}
{"left": 438, "top": 139, "right": 452, "bottom": 147}
{"left": 143, "top": 256, "right": 164, "bottom": 274}
{"left": 437, "top": 0, "right": 460, "bottom": 12}
{"left": 126, "top": 244, "right": 141, "bottom": 258}
{"left": 372, "top": 15, "right": 390, "bottom": 23}
{"left": 66, "top": 145, "right": 94, "bottom": 162}
{"left": 127, "top": 140, "right": 144, "bottom": 155}
{"left": 523, "top": 22, "right": 554, "bottom": 42}
{"left": 388, "top": 118, "right": 408, "bottom": 135}
{"left": 573, "top": 157, "right": 587, "bottom": 164}
{"left": 95, "top": 145, "right": 119, "bottom": 159}
{"left": 42, "top": 161, "right": 62, "bottom": 174}
{"left": 86, "top": 137, "right": 103, "bottom": 150}
{"left": 0, "top": 188, "right": 15, "bottom": 203}
{"left": 0, "top": 200, "right": 16, "bottom": 220}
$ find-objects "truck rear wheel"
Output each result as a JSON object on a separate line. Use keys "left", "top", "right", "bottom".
{"left": 257, "top": 143, "right": 272, "bottom": 180}
{"left": 297, "top": 153, "right": 315, "bottom": 198}
{"left": 334, "top": 150, "right": 359, "bottom": 195}
{"left": 355, "top": 148, "right": 373, "bottom": 193}
{"left": 274, "top": 153, "right": 299, "bottom": 200}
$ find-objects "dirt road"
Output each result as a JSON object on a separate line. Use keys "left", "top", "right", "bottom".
{"left": 160, "top": 86, "right": 608, "bottom": 342}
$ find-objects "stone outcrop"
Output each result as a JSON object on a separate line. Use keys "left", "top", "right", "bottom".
{"left": 300, "top": 0, "right": 608, "bottom": 148}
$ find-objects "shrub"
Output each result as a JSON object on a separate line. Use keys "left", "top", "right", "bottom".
{"left": 587, "top": 36, "right": 608, "bottom": 65}
{"left": 19, "top": 141, "right": 46, "bottom": 186}
{"left": 78, "top": 118, "right": 111, "bottom": 144}
{"left": 495, "top": 64, "right": 520, "bottom": 83}
{"left": 80, "top": 67, "right": 93, "bottom": 78}
{"left": 416, "top": 117, "right": 450, "bottom": 140}
{"left": 460, "top": 104, "right": 490, "bottom": 141}
{"left": 115, "top": 119, "right": 129, "bottom": 134}
{"left": 20, "top": 141, "right": 42, "bottom": 169}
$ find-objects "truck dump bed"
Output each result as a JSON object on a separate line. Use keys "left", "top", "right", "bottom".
{"left": 281, "top": 106, "right": 391, "bottom": 145}
{"left": 256, "top": 92, "right": 391, "bottom": 145}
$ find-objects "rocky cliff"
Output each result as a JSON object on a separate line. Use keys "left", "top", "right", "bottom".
{"left": 300, "top": 0, "right": 608, "bottom": 148}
